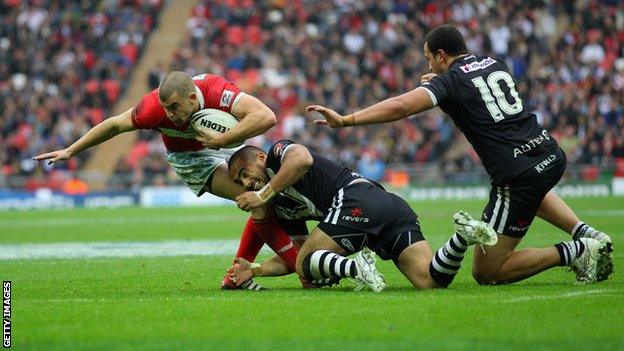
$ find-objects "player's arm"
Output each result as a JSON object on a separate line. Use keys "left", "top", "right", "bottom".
{"left": 222, "top": 93, "right": 277, "bottom": 146}
{"left": 33, "top": 108, "right": 137, "bottom": 164}
{"left": 307, "top": 87, "right": 434, "bottom": 128}
{"left": 227, "top": 256, "right": 291, "bottom": 286}
{"left": 235, "top": 144, "right": 312, "bottom": 211}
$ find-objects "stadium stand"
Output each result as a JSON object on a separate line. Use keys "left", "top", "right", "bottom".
{"left": 3, "top": 1, "right": 622, "bottom": 190}
{"left": 0, "top": 0, "right": 163, "bottom": 190}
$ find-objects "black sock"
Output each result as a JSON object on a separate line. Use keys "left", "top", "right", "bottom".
{"left": 555, "top": 240, "right": 586, "bottom": 266}
{"left": 429, "top": 233, "right": 468, "bottom": 287}
{"left": 302, "top": 250, "right": 357, "bottom": 280}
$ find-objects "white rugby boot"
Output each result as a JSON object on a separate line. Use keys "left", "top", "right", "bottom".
{"left": 353, "top": 247, "right": 387, "bottom": 293}
{"left": 453, "top": 211, "right": 498, "bottom": 246}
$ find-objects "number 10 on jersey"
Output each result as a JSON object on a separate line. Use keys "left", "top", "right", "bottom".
{"left": 471, "top": 71, "right": 523, "bottom": 122}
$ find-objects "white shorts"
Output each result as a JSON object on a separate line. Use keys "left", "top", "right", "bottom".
{"left": 166, "top": 146, "right": 245, "bottom": 196}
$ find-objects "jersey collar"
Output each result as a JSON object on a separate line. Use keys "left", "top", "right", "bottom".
{"left": 195, "top": 85, "right": 205, "bottom": 109}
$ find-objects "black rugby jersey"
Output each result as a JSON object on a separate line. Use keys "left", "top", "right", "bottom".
{"left": 421, "top": 54, "right": 559, "bottom": 185}
{"left": 266, "top": 140, "right": 360, "bottom": 220}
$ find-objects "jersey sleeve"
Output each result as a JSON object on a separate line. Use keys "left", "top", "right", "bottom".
{"left": 420, "top": 73, "right": 454, "bottom": 107}
{"left": 198, "top": 75, "right": 243, "bottom": 114}
{"left": 266, "top": 139, "right": 296, "bottom": 173}
{"left": 130, "top": 90, "right": 166, "bottom": 130}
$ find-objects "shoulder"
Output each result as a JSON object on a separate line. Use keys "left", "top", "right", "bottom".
{"left": 269, "top": 139, "right": 296, "bottom": 159}
{"left": 131, "top": 89, "right": 166, "bottom": 128}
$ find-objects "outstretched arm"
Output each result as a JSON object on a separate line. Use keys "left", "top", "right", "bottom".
{"left": 307, "top": 87, "right": 434, "bottom": 128}
{"left": 227, "top": 256, "right": 291, "bottom": 286}
{"left": 33, "top": 108, "right": 137, "bottom": 164}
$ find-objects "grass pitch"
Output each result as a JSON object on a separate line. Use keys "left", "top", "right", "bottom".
{"left": 1, "top": 197, "right": 622, "bottom": 350}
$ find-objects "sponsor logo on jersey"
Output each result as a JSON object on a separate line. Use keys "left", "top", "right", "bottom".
{"left": 534, "top": 154, "right": 557, "bottom": 173}
{"left": 459, "top": 57, "right": 496, "bottom": 73}
{"left": 220, "top": 90, "right": 235, "bottom": 107}
{"left": 341, "top": 238, "right": 356, "bottom": 252}
{"left": 341, "top": 215, "right": 370, "bottom": 223}
{"left": 351, "top": 208, "right": 363, "bottom": 217}
{"left": 513, "top": 130, "right": 551, "bottom": 158}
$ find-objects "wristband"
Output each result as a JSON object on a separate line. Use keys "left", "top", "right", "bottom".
{"left": 250, "top": 262, "right": 262, "bottom": 277}
{"left": 343, "top": 113, "right": 355, "bottom": 127}
{"left": 254, "top": 183, "right": 275, "bottom": 202}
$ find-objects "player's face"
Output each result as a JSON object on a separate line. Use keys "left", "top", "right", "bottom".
{"left": 230, "top": 156, "right": 269, "bottom": 191}
{"left": 423, "top": 43, "right": 444, "bottom": 74}
{"left": 159, "top": 91, "right": 197, "bottom": 126}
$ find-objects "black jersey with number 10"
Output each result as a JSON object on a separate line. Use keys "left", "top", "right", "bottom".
{"left": 421, "top": 54, "right": 559, "bottom": 185}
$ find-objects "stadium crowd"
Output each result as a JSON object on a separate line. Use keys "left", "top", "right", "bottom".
{"left": 0, "top": 0, "right": 162, "bottom": 190}
{"left": 2, "top": 0, "right": 622, "bottom": 190}
{"left": 119, "top": 0, "right": 623, "bottom": 189}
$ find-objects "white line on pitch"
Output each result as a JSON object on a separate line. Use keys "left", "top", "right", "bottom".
{"left": 502, "top": 289, "right": 619, "bottom": 302}
{"left": 0, "top": 214, "right": 247, "bottom": 228}
{"left": 0, "top": 239, "right": 270, "bottom": 260}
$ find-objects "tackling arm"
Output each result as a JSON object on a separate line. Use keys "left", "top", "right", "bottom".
{"left": 307, "top": 87, "right": 434, "bottom": 128}
{"left": 33, "top": 108, "right": 137, "bottom": 164}
{"left": 227, "top": 256, "right": 291, "bottom": 286}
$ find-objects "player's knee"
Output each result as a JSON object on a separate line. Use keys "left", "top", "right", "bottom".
{"left": 295, "top": 251, "right": 309, "bottom": 279}
{"left": 472, "top": 268, "right": 498, "bottom": 286}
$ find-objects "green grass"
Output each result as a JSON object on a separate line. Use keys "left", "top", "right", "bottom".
{"left": 1, "top": 197, "right": 623, "bottom": 350}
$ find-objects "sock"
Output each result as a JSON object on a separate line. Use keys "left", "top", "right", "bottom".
{"left": 571, "top": 221, "right": 597, "bottom": 240}
{"left": 429, "top": 233, "right": 469, "bottom": 287}
{"left": 235, "top": 217, "right": 265, "bottom": 262}
{"left": 555, "top": 240, "right": 586, "bottom": 266}
{"left": 253, "top": 217, "right": 298, "bottom": 272}
{"left": 301, "top": 250, "right": 357, "bottom": 281}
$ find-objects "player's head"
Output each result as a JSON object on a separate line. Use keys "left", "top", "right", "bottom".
{"left": 228, "top": 146, "right": 269, "bottom": 191}
{"left": 158, "top": 71, "right": 199, "bottom": 126}
{"left": 423, "top": 24, "right": 468, "bottom": 74}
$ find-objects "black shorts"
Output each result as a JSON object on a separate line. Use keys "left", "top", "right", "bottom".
{"left": 276, "top": 218, "right": 309, "bottom": 241}
{"left": 317, "top": 181, "right": 425, "bottom": 262}
{"left": 482, "top": 148, "right": 566, "bottom": 238}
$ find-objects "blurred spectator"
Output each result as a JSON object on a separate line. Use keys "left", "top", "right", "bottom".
{"left": 1, "top": 0, "right": 162, "bottom": 190}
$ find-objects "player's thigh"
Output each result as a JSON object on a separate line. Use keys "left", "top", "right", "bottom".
{"left": 296, "top": 225, "right": 348, "bottom": 275}
{"left": 483, "top": 151, "right": 565, "bottom": 238}
{"left": 472, "top": 234, "right": 521, "bottom": 278}
{"left": 209, "top": 164, "right": 245, "bottom": 200}
{"left": 395, "top": 241, "right": 437, "bottom": 289}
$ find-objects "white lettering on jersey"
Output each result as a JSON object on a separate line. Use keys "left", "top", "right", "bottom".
{"left": 460, "top": 57, "right": 496, "bottom": 73}
{"left": 220, "top": 90, "right": 235, "bottom": 108}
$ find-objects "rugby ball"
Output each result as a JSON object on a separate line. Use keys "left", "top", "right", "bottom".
{"left": 190, "top": 108, "right": 242, "bottom": 148}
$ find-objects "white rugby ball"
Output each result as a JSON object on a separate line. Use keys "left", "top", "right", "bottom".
{"left": 190, "top": 108, "right": 242, "bottom": 148}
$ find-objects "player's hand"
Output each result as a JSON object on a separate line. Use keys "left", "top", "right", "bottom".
{"left": 195, "top": 128, "right": 225, "bottom": 150}
{"left": 235, "top": 191, "right": 265, "bottom": 211}
{"left": 32, "top": 148, "right": 73, "bottom": 165}
{"left": 227, "top": 258, "right": 253, "bottom": 286}
{"left": 306, "top": 105, "right": 344, "bottom": 128}
{"left": 420, "top": 73, "right": 437, "bottom": 84}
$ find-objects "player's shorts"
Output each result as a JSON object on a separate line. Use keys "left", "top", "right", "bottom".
{"left": 482, "top": 148, "right": 566, "bottom": 238}
{"left": 277, "top": 218, "right": 309, "bottom": 242}
{"left": 166, "top": 146, "right": 245, "bottom": 197}
{"left": 317, "top": 179, "right": 425, "bottom": 263}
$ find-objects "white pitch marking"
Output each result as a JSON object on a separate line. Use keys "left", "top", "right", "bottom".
{"left": 0, "top": 214, "right": 247, "bottom": 228}
{"left": 502, "top": 289, "right": 619, "bottom": 303}
{"left": 0, "top": 239, "right": 270, "bottom": 260}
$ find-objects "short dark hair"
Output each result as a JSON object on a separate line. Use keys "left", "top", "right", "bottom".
{"left": 424, "top": 24, "right": 468, "bottom": 57}
{"left": 227, "top": 145, "right": 265, "bottom": 170}
{"left": 158, "top": 71, "right": 194, "bottom": 101}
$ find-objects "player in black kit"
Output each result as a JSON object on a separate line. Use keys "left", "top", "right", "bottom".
{"left": 225, "top": 140, "right": 498, "bottom": 292}
{"left": 308, "top": 24, "right": 613, "bottom": 285}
